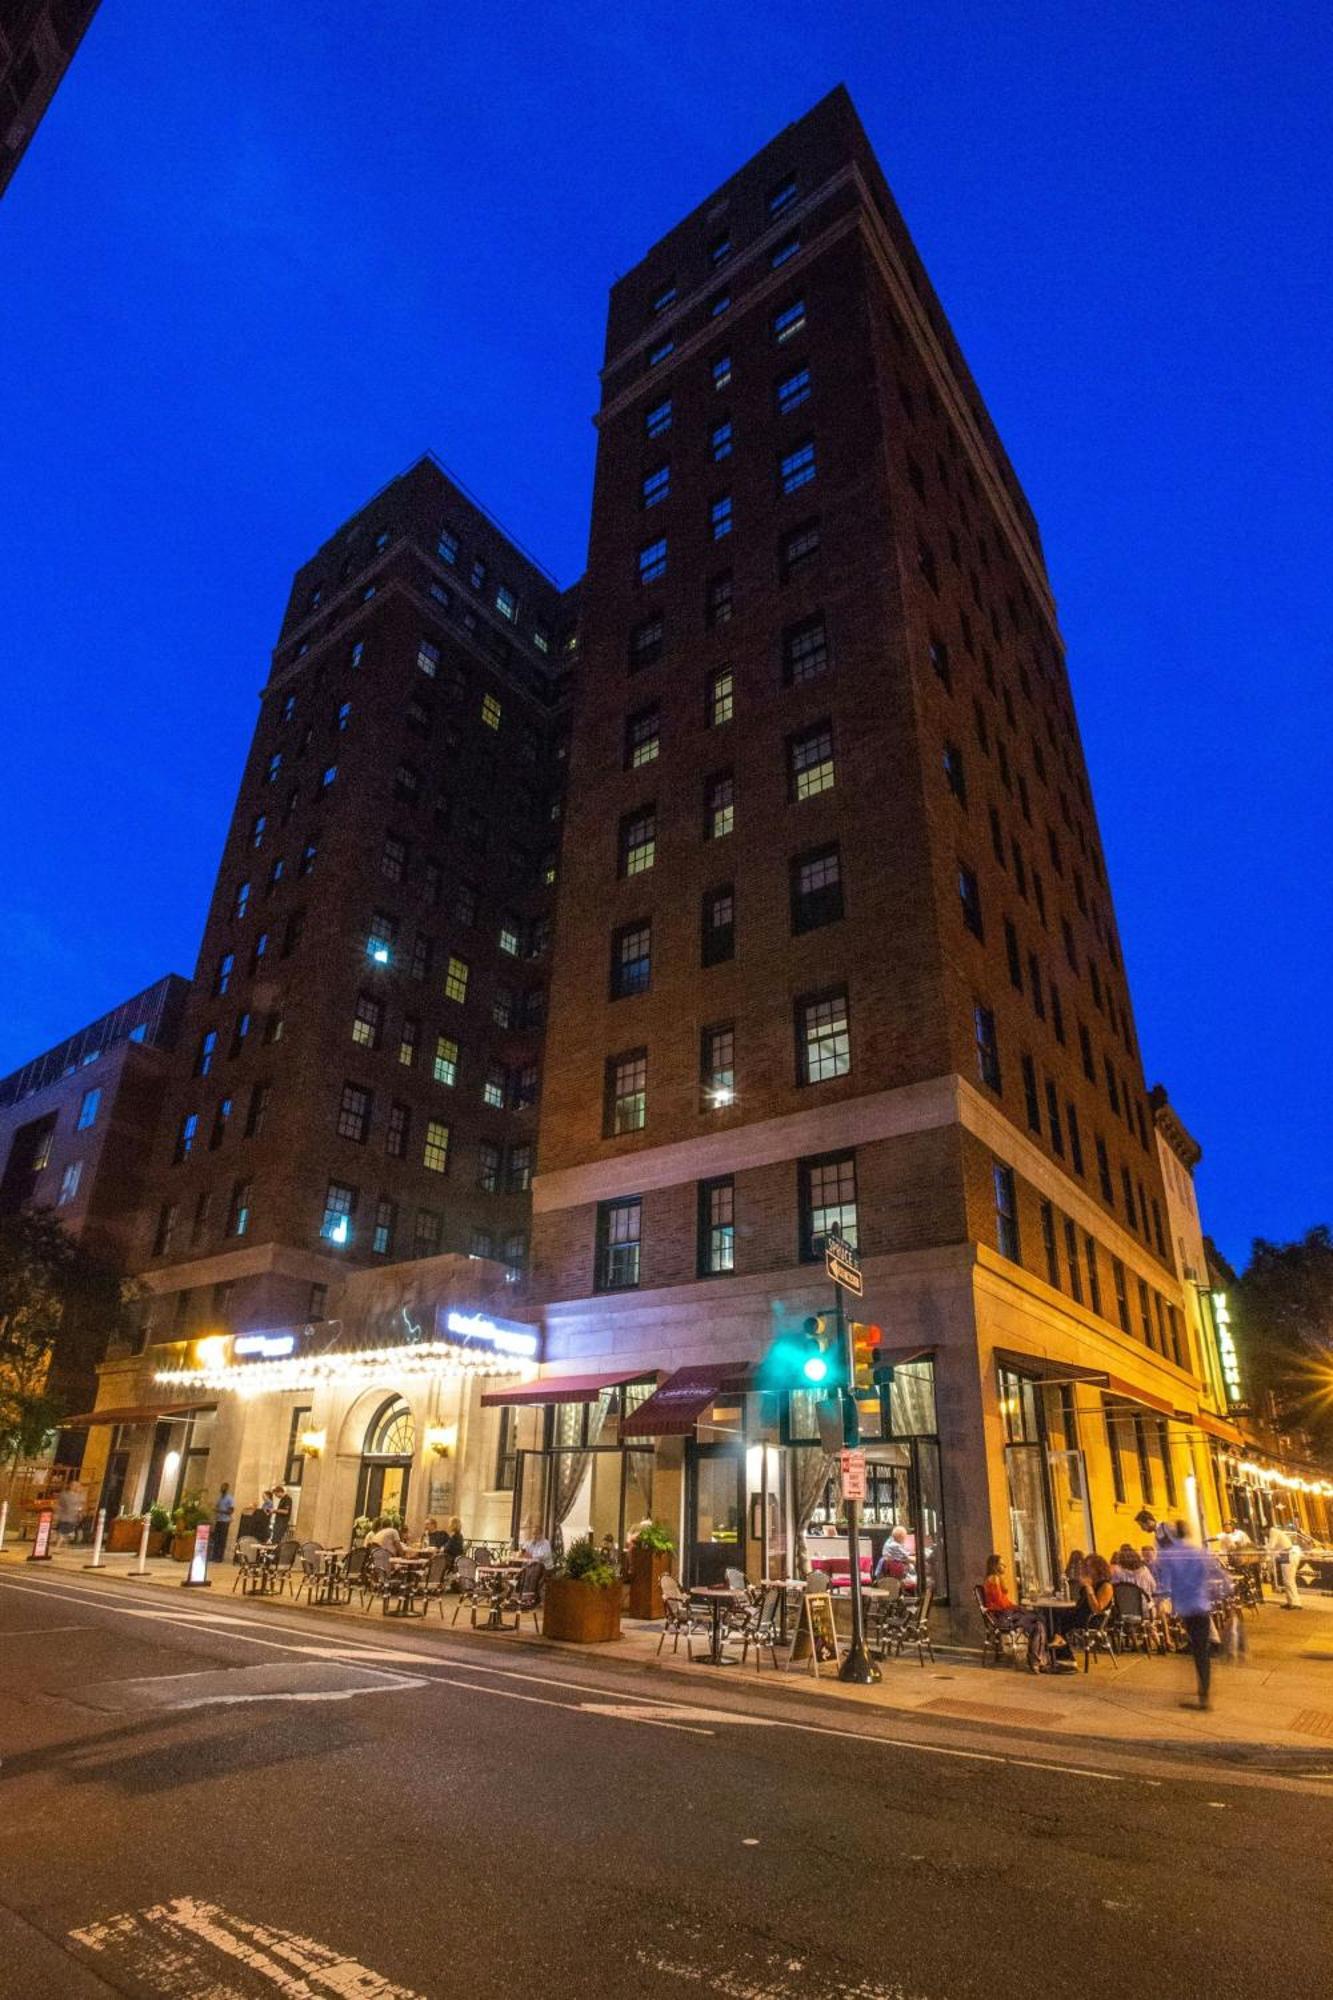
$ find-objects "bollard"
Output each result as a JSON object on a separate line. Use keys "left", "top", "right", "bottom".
{"left": 0, "top": 1499, "right": 8, "bottom": 1552}
{"left": 131, "top": 1514, "right": 150, "bottom": 1575}
{"left": 84, "top": 1507, "right": 107, "bottom": 1570}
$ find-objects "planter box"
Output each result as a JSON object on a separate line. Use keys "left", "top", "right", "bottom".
{"left": 169, "top": 1530, "right": 200, "bottom": 1561}
{"left": 541, "top": 1575, "right": 622, "bottom": 1644}
{"left": 107, "top": 1517, "right": 145, "bottom": 1553}
{"left": 628, "top": 1546, "right": 671, "bottom": 1620}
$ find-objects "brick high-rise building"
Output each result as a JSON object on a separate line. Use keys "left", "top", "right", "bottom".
{"left": 531, "top": 86, "right": 1211, "bottom": 1611}
{"left": 132, "top": 456, "right": 572, "bottom": 1351}
{"left": 0, "top": 1, "right": 99, "bottom": 196}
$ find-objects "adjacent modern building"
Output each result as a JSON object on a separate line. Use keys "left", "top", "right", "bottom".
{"left": 0, "top": 0, "right": 99, "bottom": 195}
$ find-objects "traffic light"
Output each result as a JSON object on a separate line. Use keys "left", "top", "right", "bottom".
{"left": 849, "top": 1322, "right": 883, "bottom": 1392}
{"left": 872, "top": 1344, "right": 896, "bottom": 1390}
{"left": 758, "top": 1315, "right": 846, "bottom": 1392}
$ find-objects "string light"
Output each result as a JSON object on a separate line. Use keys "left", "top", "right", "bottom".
{"left": 155, "top": 1339, "right": 537, "bottom": 1400}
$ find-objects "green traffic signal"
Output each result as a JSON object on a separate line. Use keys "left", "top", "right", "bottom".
{"left": 758, "top": 1315, "right": 845, "bottom": 1392}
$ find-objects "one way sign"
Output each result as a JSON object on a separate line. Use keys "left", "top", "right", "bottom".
{"left": 825, "top": 1232, "right": 863, "bottom": 1296}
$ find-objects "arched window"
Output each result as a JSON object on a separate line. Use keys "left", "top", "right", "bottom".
{"left": 363, "top": 1397, "right": 414, "bottom": 1459}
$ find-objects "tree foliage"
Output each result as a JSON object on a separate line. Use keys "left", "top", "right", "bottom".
{"left": 0, "top": 1209, "right": 134, "bottom": 1475}
{"left": 1235, "top": 1225, "right": 1333, "bottom": 1448}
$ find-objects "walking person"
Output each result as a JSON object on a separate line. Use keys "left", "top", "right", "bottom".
{"left": 54, "top": 1480, "right": 84, "bottom": 1548}
{"left": 211, "top": 1482, "right": 235, "bottom": 1561}
{"left": 1267, "top": 1521, "right": 1303, "bottom": 1609}
{"left": 1156, "top": 1520, "right": 1230, "bottom": 1712}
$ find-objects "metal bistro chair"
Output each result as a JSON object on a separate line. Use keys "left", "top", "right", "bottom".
{"left": 495, "top": 1560, "right": 546, "bottom": 1634}
{"left": 888, "top": 1585, "right": 935, "bottom": 1665}
{"left": 338, "top": 1546, "right": 369, "bottom": 1605}
{"left": 1111, "top": 1580, "right": 1152, "bottom": 1654}
{"left": 658, "top": 1576, "right": 707, "bottom": 1658}
{"left": 1070, "top": 1605, "right": 1119, "bottom": 1672}
{"left": 290, "top": 1541, "right": 325, "bottom": 1606}
{"left": 738, "top": 1584, "right": 784, "bottom": 1671}
{"left": 419, "top": 1551, "right": 454, "bottom": 1617}
{"left": 231, "top": 1535, "right": 262, "bottom": 1595}
{"left": 974, "top": 1583, "right": 1028, "bottom": 1669}
{"left": 360, "top": 1544, "right": 394, "bottom": 1613}
{"left": 269, "top": 1537, "right": 301, "bottom": 1597}
{"left": 450, "top": 1556, "right": 483, "bottom": 1625}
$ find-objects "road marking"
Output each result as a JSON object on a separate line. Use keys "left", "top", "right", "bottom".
{"left": 76, "top": 1660, "right": 428, "bottom": 1712}
{"left": 71, "top": 1896, "right": 424, "bottom": 1997}
{"left": 0, "top": 1573, "right": 1127, "bottom": 1778}
{"left": 582, "top": 1700, "right": 776, "bottom": 1728}
{"left": 1, "top": 1624, "right": 89, "bottom": 1636}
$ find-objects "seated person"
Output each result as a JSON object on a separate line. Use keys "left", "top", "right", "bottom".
{"left": 1051, "top": 1553, "right": 1114, "bottom": 1651}
{"left": 874, "top": 1526, "right": 917, "bottom": 1590}
{"left": 441, "top": 1516, "right": 466, "bottom": 1561}
{"left": 1110, "top": 1545, "right": 1155, "bottom": 1599}
{"left": 365, "top": 1516, "right": 407, "bottom": 1557}
{"left": 982, "top": 1555, "right": 1049, "bottom": 1672}
{"left": 1063, "top": 1549, "right": 1087, "bottom": 1595}
{"left": 520, "top": 1520, "right": 555, "bottom": 1568}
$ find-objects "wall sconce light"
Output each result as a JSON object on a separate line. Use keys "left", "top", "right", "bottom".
{"left": 297, "top": 1428, "right": 326, "bottom": 1459}
{"left": 424, "top": 1423, "right": 457, "bottom": 1459}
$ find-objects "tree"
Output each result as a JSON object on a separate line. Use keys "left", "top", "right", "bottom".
{"left": 1234, "top": 1226, "right": 1333, "bottom": 1449}
{"left": 0, "top": 1209, "right": 135, "bottom": 1495}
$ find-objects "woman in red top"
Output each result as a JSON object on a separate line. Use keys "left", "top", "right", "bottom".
{"left": 982, "top": 1554, "right": 1049, "bottom": 1671}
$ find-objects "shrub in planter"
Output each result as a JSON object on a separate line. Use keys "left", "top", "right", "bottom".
{"left": 627, "top": 1519, "right": 676, "bottom": 1620}
{"left": 148, "top": 1503, "right": 174, "bottom": 1556}
{"left": 542, "top": 1535, "right": 622, "bottom": 1644}
{"left": 169, "top": 1494, "right": 211, "bottom": 1561}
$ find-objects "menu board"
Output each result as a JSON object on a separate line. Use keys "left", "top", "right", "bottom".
{"left": 29, "top": 1508, "right": 53, "bottom": 1561}
{"left": 786, "top": 1585, "right": 841, "bottom": 1677}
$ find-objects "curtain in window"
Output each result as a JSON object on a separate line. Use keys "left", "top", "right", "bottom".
{"left": 551, "top": 1397, "right": 609, "bottom": 1548}
{"left": 791, "top": 1449, "right": 838, "bottom": 1579}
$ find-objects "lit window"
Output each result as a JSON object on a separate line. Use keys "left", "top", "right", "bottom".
{"left": 711, "top": 354, "right": 732, "bottom": 390}
{"left": 770, "top": 233, "right": 800, "bottom": 268}
{"left": 444, "top": 956, "right": 469, "bottom": 1004}
{"left": 705, "top": 773, "right": 734, "bottom": 840}
{"left": 267, "top": 753, "right": 282, "bottom": 784}
{"left": 227, "top": 1181, "right": 252, "bottom": 1238}
{"left": 233, "top": 881, "right": 250, "bottom": 921}
{"left": 533, "top": 623, "right": 551, "bottom": 655}
{"left": 432, "top": 1035, "right": 458, "bottom": 1087}
{"left": 646, "top": 398, "right": 672, "bottom": 439}
{"left": 711, "top": 419, "right": 733, "bottom": 462}
{"left": 322, "top": 1182, "right": 356, "bottom": 1246}
{"left": 801, "top": 1153, "right": 857, "bottom": 1259}
{"left": 790, "top": 723, "right": 835, "bottom": 800}
{"left": 620, "top": 806, "right": 657, "bottom": 876}
{"left": 479, "top": 692, "right": 502, "bottom": 734}
{"left": 710, "top": 494, "right": 733, "bottom": 540}
{"left": 483, "top": 1063, "right": 506, "bottom": 1110}
{"left": 779, "top": 439, "right": 816, "bottom": 495}
{"left": 437, "top": 528, "right": 459, "bottom": 566}
{"left": 498, "top": 914, "right": 521, "bottom": 956}
{"left": 701, "top": 1023, "right": 735, "bottom": 1107}
{"left": 495, "top": 584, "right": 518, "bottom": 624}
{"left": 367, "top": 913, "right": 396, "bottom": 965}
{"left": 336, "top": 701, "right": 351, "bottom": 732}
{"left": 768, "top": 174, "right": 798, "bottom": 214}
{"left": 642, "top": 464, "right": 670, "bottom": 508}
{"left": 195, "top": 1030, "right": 217, "bottom": 1076}
{"left": 350, "top": 639, "right": 365, "bottom": 669}
{"left": 798, "top": 991, "right": 850, "bottom": 1084}
{"left": 638, "top": 538, "right": 667, "bottom": 585}
{"left": 708, "top": 666, "right": 733, "bottom": 728}
{"left": 174, "top": 1113, "right": 198, "bottom": 1162}
{"left": 423, "top": 1121, "right": 450, "bottom": 1173}
{"left": 648, "top": 338, "right": 675, "bottom": 368}
{"left": 611, "top": 921, "right": 652, "bottom": 998}
{"left": 320, "top": 764, "right": 337, "bottom": 791}
{"left": 57, "top": 1161, "right": 82, "bottom": 1206}
{"left": 417, "top": 639, "right": 440, "bottom": 679}
{"left": 625, "top": 705, "right": 660, "bottom": 769}
{"left": 776, "top": 365, "right": 811, "bottom": 416}
{"left": 251, "top": 813, "right": 267, "bottom": 848}
{"left": 372, "top": 1198, "right": 397, "bottom": 1257}
{"left": 596, "top": 1197, "right": 642, "bottom": 1290}
{"left": 772, "top": 298, "right": 806, "bottom": 344}
{"left": 606, "top": 1050, "right": 647, "bottom": 1135}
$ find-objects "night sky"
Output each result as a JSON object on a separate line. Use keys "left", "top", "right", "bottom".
{"left": 2, "top": 4, "right": 1328, "bottom": 1266}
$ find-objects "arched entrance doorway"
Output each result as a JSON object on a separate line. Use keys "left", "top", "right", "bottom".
{"left": 354, "top": 1397, "right": 415, "bottom": 1529}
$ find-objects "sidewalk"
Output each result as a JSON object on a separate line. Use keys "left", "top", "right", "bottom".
{"left": 9, "top": 1544, "right": 1333, "bottom": 1766}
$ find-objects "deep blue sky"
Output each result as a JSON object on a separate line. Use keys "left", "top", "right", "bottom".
{"left": 2, "top": 4, "right": 1329, "bottom": 1266}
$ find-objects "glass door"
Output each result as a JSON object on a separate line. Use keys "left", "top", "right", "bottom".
{"left": 998, "top": 1368, "right": 1057, "bottom": 1597}
{"left": 685, "top": 1442, "right": 746, "bottom": 1585}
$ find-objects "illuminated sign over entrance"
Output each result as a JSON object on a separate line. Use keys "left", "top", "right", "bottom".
{"left": 441, "top": 1309, "right": 540, "bottom": 1360}
{"left": 1212, "top": 1292, "right": 1243, "bottom": 1405}
{"left": 234, "top": 1331, "right": 297, "bottom": 1360}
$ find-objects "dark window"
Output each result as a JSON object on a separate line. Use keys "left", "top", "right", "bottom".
{"left": 1040, "top": 1201, "right": 1060, "bottom": 1287}
{"left": 1112, "top": 1257, "right": 1131, "bottom": 1333}
{"left": 698, "top": 1177, "right": 736, "bottom": 1276}
{"left": 1066, "top": 1102, "right": 1085, "bottom": 1176}
{"left": 1084, "top": 1236, "right": 1103, "bottom": 1317}
{"left": 974, "top": 1005, "right": 1001, "bottom": 1091}
{"left": 385, "top": 1102, "right": 410, "bottom": 1159}
{"left": 790, "top": 844, "right": 843, "bottom": 933}
{"left": 1045, "top": 1080, "right": 1064, "bottom": 1156}
{"left": 780, "top": 517, "right": 820, "bottom": 580}
{"left": 629, "top": 615, "right": 664, "bottom": 669}
{"left": 337, "top": 1083, "right": 372, "bottom": 1144}
{"left": 1021, "top": 1054, "right": 1041, "bottom": 1134}
{"left": 959, "top": 865, "right": 984, "bottom": 940}
{"left": 611, "top": 920, "right": 652, "bottom": 997}
{"left": 1005, "top": 920, "right": 1023, "bottom": 990}
{"left": 993, "top": 1163, "right": 1020, "bottom": 1262}
{"left": 1063, "top": 1217, "right": 1083, "bottom": 1303}
{"left": 929, "top": 636, "right": 951, "bottom": 689}
{"left": 1104, "top": 1397, "right": 1126, "bottom": 1503}
{"left": 706, "top": 571, "right": 734, "bottom": 628}
{"left": 943, "top": 742, "right": 967, "bottom": 805}
{"left": 596, "top": 1198, "right": 642, "bottom": 1290}
{"left": 784, "top": 612, "right": 829, "bottom": 684}
{"left": 701, "top": 886, "right": 735, "bottom": 965}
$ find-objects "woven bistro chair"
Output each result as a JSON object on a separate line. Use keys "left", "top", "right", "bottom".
{"left": 231, "top": 1535, "right": 262, "bottom": 1595}
{"left": 450, "top": 1555, "right": 483, "bottom": 1625}
{"left": 973, "top": 1583, "right": 1028, "bottom": 1668}
{"left": 737, "top": 1584, "right": 784, "bottom": 1671}
{"left": 658, "top": 1575, "right": 707, "bottom": 1658}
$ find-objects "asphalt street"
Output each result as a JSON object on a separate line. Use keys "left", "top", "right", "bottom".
{"left": 1, "top": 1569, "right": 1330, "bottom": 1999}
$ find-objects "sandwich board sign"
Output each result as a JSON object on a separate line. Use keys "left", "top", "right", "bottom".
{"left": 785, "top": 1584, "right": 841, "bottom": 1678}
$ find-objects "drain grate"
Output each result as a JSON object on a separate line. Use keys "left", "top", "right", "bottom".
{"left": 1289, "top": 1708, "right": 1333, "bottom": 1739}
{"left": 920, "top": 1697, "right": 1063, "bottom": 1727}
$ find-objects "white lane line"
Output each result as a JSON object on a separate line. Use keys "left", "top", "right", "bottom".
{"left": 0, "top": 1573, "right": 1124, "bottom": 1777}
{"left": 72, "top": 1895, "right": 425, "bottom": 1998}
{"left": 1, "top": 1624, "right": 90, "bottom": 1636}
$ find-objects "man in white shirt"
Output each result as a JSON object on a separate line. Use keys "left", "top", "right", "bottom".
{"left": 520, "top": 1521, "right": 554, "bottom": 1569}
{"left": 366, "top": 1519, "right": 407, "bottom": 1557}
{"left": 1268, "top": 1523, "right": 1302, "bottom": 1608}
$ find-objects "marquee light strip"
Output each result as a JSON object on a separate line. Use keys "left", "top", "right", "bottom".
{"left": 154, "top": 1340, "right": 536, "bottom": 1400}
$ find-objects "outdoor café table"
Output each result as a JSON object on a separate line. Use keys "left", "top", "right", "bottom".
{"left": 311, "top": 1549, "right": 347, "bottom": 1606}
{"left": 384, "top": 1554, "right": 431, "bottom": 1617}
{"left": 688, "top": 1585, "right": 744, "bottom": 1666}
{"left": 248, "top": 1546, "right": 280, "bottom": 1596}
{"left": 474, "top": 1562, "right": 525, "bottom": 1630}
{"left": 1027, "top": 1594, "right": 1080, "bottom": 1645}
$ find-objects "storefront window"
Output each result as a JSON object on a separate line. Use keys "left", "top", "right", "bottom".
{"left": 284, "top": 1404, "right": 312, "bottom": 1486}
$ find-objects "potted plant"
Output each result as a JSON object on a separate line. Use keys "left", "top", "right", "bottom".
{"left": 169, "top": 1494, "right": 211, "bottom": 1561}
{"left": 148, "top": 1503, "right": 174, "bottom": 1555}
{"left": 626, "top": 1518, "right": 676, "bottom": 1619}
{"left": 541, "top": 1534, "right": 622, "bottom": 1644}
{"left": 107, "top": 1509, "right": 147, "bottom": 1553}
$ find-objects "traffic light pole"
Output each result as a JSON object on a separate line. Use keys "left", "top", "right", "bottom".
{"left": 832, "top": 1273, "right": 880, "bottom": 1685}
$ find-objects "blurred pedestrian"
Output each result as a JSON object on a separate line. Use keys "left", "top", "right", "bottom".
{"left": 1157, "top": 1519, "right": 1230, "bottom": 1711}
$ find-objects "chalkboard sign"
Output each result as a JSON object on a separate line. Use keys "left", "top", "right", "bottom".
{"left": 786, "top": 1585, "right": 841, "bottom": 1677}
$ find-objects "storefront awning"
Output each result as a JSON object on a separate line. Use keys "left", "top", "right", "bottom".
{"left": 1104, "top": 1376, "right": 1175, "bottom": 1417}
{"left": 479, "top": 1368, "right": 662, "bottom": 1408}
{"left": 63, "top": 1402, "right": 215, "bottom": 1427}
{"left": 1190, "top": 1408, "right": 1245, "bottom": 1446}
{"left": 621, "top": 1363, "right": 751, "bottom": 1438}
{"left": 994, "top": 1349, "right": 1110, "bottom": 1389}
{"left": 874, "top": 1343, "right": 936, "bottom": 1369}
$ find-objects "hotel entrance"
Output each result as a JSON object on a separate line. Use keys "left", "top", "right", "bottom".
{"left": 354, "top": 1396, "right": 415, "bottom": 1529}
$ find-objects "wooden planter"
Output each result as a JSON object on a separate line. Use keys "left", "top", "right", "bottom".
{"left": 541, "top": 1575, "right": 622, "bottom": 1644}
{"left": 628, "top": 1546, "right": 671, "bottom": 1620}
{"left": 107, "top": 1517, "right": 145, "bottom": 1553}
{"left": 169, "top": 1530, "right": 200, "bottom": 1561}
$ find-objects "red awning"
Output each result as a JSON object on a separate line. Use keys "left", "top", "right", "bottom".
{"left": 62, "top": 1403, "right": 215, "bottom": 1427}
{"left": 621, "top": 1362, "right": 751, "bottom": 1438}
{"left": 1191, "top": 1408, "right": 1244, "bottom": 1446}
{"left": 479, "top": 1368, "right": 661, "bottom": 1408}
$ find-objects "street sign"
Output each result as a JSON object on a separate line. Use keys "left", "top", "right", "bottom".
{"left": 825, "top": 1236, "right": 863, "bottom": 1296}
{"left": 839, "top": 1449, "right": 867, "bottom": 1502}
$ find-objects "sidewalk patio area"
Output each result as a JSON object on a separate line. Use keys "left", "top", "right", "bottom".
{"left": 9, "top": 1543, "right": 1333, "bottom": 1764}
